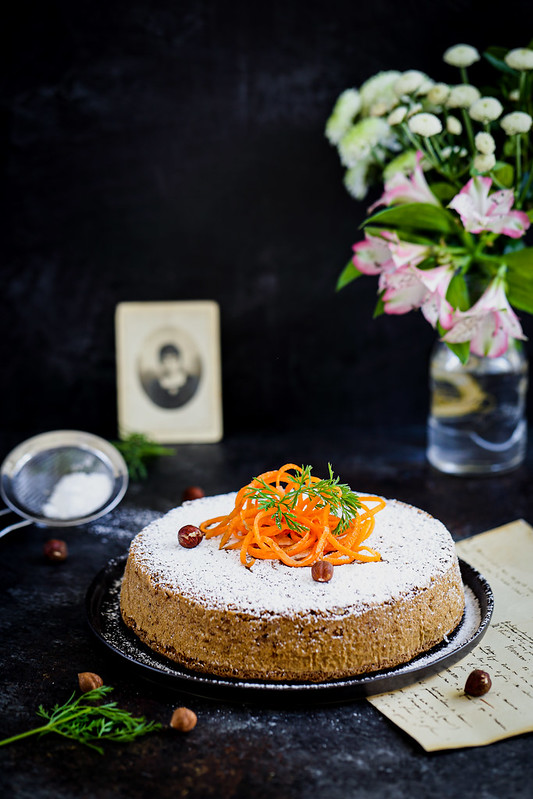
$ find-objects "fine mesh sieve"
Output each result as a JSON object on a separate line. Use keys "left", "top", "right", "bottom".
{"left": 0, "top": 430, "right": 129, "bottom": 538}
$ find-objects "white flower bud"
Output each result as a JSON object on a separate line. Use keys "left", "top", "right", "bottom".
{"left": 446, "top": 85, "right": 481, "bottom": 109}
{"left": 408, "top": 112, "right": 443, "bottom": 137}
{"left": 474, "top": 153, "right": 496, "bottom": 172}
{"left": 469, "top": 97, "right": 503, "bottom": 123}
{"left": 509, "top": 89, "right": 520, "bottom": 102}
{"left": 443, "top": 44, "right": 480, "bottom": 68}
{"left": 446, "top": 116, "right": 462, "bottom": 135}
{"left": 427, "top": 83, "right": 450, "bottom": 105}
{"left": 387, "top": 106, "right": 408, "bottom": 126}
{"left": 441, "top": 145, "right": 468, "bottom": 160}
{"left": 505, "top": 48, "right": 533, "bottom": 71}
{"left": 475, "top": 132, "right": 496, "bottom": 155}
{"left": 501, "top": 111, "right": 533, "bottom": 135}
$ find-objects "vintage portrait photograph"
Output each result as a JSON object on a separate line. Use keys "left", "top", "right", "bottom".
{"left": 115, "top": 301, "right": 222, "bottom": 442}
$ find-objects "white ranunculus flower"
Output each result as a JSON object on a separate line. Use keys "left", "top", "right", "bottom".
{"left": 394, "top": 70, "right": 428, "bottom": 97}
{"left": 473, "top": 153, "right": 496, "bottom": 172}
{"left": 338, "top": 117, "right": 391, "bottom": 167}
{"left": 505, "top": 48, "right": 533, "bottom": 71}
{"left": 343, "top": 159, "right": 373, "bottom": 200}
{"left": 427, "top": 83, "right": 450, "bottom": 105}
{"left": 387, "top": 106, "right": 408, "bottom": 126}
{"left": 501, "top": 111, "right": 533, "bottom": 135}
{"left": 469, "top": 96, "right": 503, "bottom": 123}
{"left": 475, "top": 132, "right": 496, "bottom": 155}
{"left": 359, "top": 70, "right": 402, "bottom": 115}
{"left": 446, "top": 84, "right": 481, "bottom": 109}
{"left": 443, "top": 44, "right": 480, "bottom": 68}
{"left": 408, "top": 112, "right": 443, "bottom": 137}
{"left": 416, "top": 77, "right": 435, "bottom": 95}
{"left": 382, "top": 149, "right": 419, "bottom": 181}
{"left": 369, "top": 101, "right": 389, "bottom": 117}
{"left": 406, "top": 102, "right": 423, "bottom": 118}
{"left": 325, "top": 89, "right": 362, "bottom": 145}
{"left": 446, "top": 116, "right": 462, "bottom": 135}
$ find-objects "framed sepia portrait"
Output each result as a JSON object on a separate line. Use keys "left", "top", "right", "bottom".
{"left": 115, "top": 301, "right": 223, "bottom": 443}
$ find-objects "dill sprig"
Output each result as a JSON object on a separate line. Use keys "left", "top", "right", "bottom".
{"left": 0, "top": 686, "right": 162, "bottom": 754}
{"left": 112, "top": 433, "right": 174, "bottom": 481}
{"left": 245, "top": 464, "right": 361, "bottom": 535}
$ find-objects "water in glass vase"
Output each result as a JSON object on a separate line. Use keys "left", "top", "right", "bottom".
{"left": 427, "top": 342, "right": 528, "bottom": 475}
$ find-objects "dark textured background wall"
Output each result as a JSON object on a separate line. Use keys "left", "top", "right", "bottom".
{"left": 2, "top": 0, "right": 532, "bottom": 441}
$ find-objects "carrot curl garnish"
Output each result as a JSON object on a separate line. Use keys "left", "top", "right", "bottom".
{"left": 199, "top": 464, "right": 384, "bottom": 568}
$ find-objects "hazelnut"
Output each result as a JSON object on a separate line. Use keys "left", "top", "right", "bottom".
{"left": 182, "top": 486, "right": 205, "bottom": 502}
{"left": 78, "top": 672, "right": 104, "bottom": 693}
{"left": 178, "top": 524, "right": 204, "bottom": 549}
{"left": 170, "top": 706, "right": 197, "bottom": 732}
{"left": 311, "top": 560, "right": 334, "bottom": 583}
{"left": 465, "top": 669, "right": 492, "bottom": 697}
{"left": 43, "top": 538, "right": 68, "bottom": 562}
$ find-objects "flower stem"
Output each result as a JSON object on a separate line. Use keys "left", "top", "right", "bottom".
{"left": 460, "top": 108, "right": 476, "bottom": 153}
{"left": 519, "top": 163, "right": 533, "bottom": 206}
{"left": 516, "top": 134, "right": 523, "bottom": 202}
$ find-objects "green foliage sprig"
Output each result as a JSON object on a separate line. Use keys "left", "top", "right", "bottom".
{"left": 245, "top": 464, "right": 361, "bottom": 535}
{"left": 113, "top": 433, "right": 174, "bottom": 481}
{"left": 0, "top": 686, "right": 162, "bottom": 754}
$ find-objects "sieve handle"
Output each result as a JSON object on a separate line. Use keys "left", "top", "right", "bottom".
{"left": 0, "top": 518, "right": 32, "bottom": 539}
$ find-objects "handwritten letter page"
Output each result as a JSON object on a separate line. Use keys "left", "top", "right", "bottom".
{"left": 369, "top": 520, "right": 533, "bottom": 751}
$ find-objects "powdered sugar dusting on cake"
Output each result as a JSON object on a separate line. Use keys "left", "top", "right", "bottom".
{"left": 126, "top": 493, "right": 459, "bottom": 617}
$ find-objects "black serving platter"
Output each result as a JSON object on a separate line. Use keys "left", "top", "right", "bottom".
{"left": 85, "top": 556, "right": 493, "bottom": 704}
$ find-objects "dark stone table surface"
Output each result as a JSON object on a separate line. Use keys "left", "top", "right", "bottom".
{"left": 1, "top": 425, "right": 532, "bottom": 799}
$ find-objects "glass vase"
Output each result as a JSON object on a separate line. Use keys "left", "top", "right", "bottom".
{"left": 426, "top": 341, "right": 528, "bottom": 475}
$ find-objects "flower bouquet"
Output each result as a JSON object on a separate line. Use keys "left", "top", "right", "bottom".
{"left": 326, "top": 43, "right": 533, "bottom": 362}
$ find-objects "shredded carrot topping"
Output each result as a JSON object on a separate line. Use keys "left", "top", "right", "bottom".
{"left": 199, "top": 463, "right": 384, "bottom": 568}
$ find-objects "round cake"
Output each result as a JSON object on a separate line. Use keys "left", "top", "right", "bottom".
{"left": 119, "top": 492, "right": 465, "bottom": 682}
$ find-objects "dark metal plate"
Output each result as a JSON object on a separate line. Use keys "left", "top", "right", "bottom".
{"left": 86, "top": 556, "right": 493, "bottom": 704}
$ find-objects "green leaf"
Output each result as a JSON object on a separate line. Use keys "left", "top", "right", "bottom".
{"left": 483, "top": 48, "right": 517, "bottom": 76}
{"left": 336, "top": 259, "right": 361, "bottom": 291}
{"left": 373, "top": 296, "right": 385, "bottom": 318}
{"left": 506, "top": 280, "right": 533, "bottom": 314}
{"left": 363, "top": 203, "right": 456, "bottom": 234}
{"left": 492, "top": 162, "right": 514, "bottom": 188}
{"left": 444, "top": 341, "right": 471, "bottom": 364}
{"left": 502, "top": 247, "right": 533, "bottom": 313}
{"left": 502, "top": 247, "right": 533, "bottom": 269}
{"left": 428, "top": 182, "right": 457, "bottom": 203}
{"left": 446, "top": 274, "right": 470, "bottom": 311}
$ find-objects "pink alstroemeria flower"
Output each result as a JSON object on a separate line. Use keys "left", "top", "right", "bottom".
{"left": 381, "top": 230, "right": 431, "bottom": 269}
{"left": 352, "top": 233, "right": 395, "bottom": 275}
{"left": 352, "top": 230, "right": 431, "bottom": 278}
{"left": 449, "top": 177, "right": 530, "bottom": 239}
{"left": 382, "top": 263, "right": 455, "bottom": 329}
{"left": 369, "top": 151, "right": 440, "bottom": 212}
{"left": 442, "top": 276, "right": 526, "bottom": 357}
